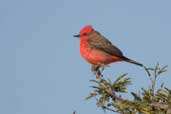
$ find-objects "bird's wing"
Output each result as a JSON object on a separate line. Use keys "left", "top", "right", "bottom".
{"left": 87, "top": 31, "right": 123, "bottom": 57}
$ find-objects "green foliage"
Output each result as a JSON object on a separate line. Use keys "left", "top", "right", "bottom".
{"left": 86, "top": 64, "right": 171, "bottom": 114}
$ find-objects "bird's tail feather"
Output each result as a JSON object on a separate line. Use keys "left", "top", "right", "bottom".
{"left": 122, "top": 56, "right": 143, "bottom": 67}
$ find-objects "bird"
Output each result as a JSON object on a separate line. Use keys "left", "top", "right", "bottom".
{"left": 74, "top": 25, "right": 143, "bottom": 76}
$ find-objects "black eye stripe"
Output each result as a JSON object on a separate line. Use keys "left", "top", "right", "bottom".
{"left": 83, "top": 33, "right": 88, "bottom": 36}
{"left": 82, "top": 30, "right": 94, "bottom": 36}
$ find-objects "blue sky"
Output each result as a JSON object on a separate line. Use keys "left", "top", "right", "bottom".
{"left": 0, "top": 0, "right": 171, "bottom": 114}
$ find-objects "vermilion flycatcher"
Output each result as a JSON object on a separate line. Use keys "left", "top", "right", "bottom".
{"left": 74, "top": 25, "right": 143, "bottom": 75}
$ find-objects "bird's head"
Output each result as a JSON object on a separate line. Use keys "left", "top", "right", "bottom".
{"left": 74, "top": 25, "right": 94, "bottom": 39}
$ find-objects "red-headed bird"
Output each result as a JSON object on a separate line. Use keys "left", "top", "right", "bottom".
{"left": 74, "top": 25, "right": 143, "bottom": 75}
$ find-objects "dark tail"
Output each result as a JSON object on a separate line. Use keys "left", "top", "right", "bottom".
{"left": 122, "top": 56, "right": 143, "bottom": 67}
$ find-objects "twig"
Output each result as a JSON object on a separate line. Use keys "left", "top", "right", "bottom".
{"left": 92, "top": 67, "right": 125, "bottom": 102}
{"left": 72, "top": 111, "right": 76, "bottom": 114}
{"left": 102, "top": 106, "right": 117, "bottom": 112}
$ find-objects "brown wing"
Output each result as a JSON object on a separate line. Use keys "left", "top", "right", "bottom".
{"left": 87, "top": 31, "right": 123, "bottom": 57}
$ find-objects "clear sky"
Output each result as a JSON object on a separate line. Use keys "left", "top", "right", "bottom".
{"left": 0, "top": 0, "right": 171, "bottom": 114}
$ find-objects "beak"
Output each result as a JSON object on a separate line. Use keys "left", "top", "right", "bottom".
{"left": 73, "top": 34, "right": 80, "bottom": 38}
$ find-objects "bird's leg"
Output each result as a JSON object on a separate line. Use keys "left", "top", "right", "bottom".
{"left": 91, "top": 64, "right": 103, "bottom": 78}
{"left": 100, "top": 64, "right": 106, "bottom": 73}
{"left": 91, "top": 64, "right": 108, "bottom": 86}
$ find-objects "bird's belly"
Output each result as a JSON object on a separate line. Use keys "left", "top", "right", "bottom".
{"left": 80, "top": 47, "right": 122, "bottom": 65}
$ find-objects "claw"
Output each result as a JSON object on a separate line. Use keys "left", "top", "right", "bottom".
{"left": 91, "top": 65, "right": 103, "bottom": 78}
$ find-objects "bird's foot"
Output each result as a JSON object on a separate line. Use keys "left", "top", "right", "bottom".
{"left": 91, "top": 65, "right": 103, "bottom": 78}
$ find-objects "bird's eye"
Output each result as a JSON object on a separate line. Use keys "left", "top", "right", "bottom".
{"left": 83, "top": 33, "right": 88, "bottom": 36}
